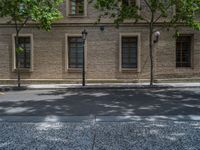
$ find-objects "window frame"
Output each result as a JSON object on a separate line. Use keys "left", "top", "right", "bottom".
{"left": 121, "top": 0, "right": 140, "bottom": 15}
{"left": 122, "top": 0, "right": 137, "bottom": 6}
{"left": 12, "top": 34, "right": 34, "bottom": 72}
{"left": 66, "top": 0, "right": 87, "bottom": 17}
{"left": 119, "top": 33, "right": 141, "bottom": 72}
{"left": 65, "top": 34, "right": 87, "bottom": 72}
{"left": 122, "top": 0, "right": 140, "bottom": 7}
{"left": 175, "top": 34, "right": 194, "bottom": 68}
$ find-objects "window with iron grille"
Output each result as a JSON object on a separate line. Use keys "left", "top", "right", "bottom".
{"left": 176, "top": 35, "right": 192, "bottom": 68}
{"left": 69, "top": 0, "right": 84, "bottom": 16}
{"left": 68, "top": 37, "right": 83, "bottom": 69}
{"left": 15, "top": 37, "right": 31, "bottom": 69}
{"left": 122, "top": 37, "right": 138, "bottom": 69}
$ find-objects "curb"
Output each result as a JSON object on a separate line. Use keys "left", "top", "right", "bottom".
{"left": 0, "top": 84, "right": 200, "bottom": 91}
{"left": 0, "top": 86, "right": 28, "bottom": 92}
{"left": 0, "top": 116, "right": 94, "bottom": 123}
{"left": 1, "top": 115, "right": 200, "bottom": 122}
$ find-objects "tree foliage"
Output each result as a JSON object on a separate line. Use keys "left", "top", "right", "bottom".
{"left": 0, "top": 0, "right": 63, "bottom": 31}
{"left": 94, "top": 0, "right": 200, "bottom": 30}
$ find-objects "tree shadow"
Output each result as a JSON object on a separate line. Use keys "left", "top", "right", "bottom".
{"left": 0, "top": 88, "right": 200, "bottom": 116}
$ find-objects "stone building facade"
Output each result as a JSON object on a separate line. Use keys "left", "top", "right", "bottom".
{"left": 0, "top": 0, "right": 199, "bottom": 84}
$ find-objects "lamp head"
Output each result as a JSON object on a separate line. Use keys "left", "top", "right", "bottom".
{"left": 82, "top": 29, "right": 88, "bottom": 41}
{"left": 155, "top": 31, "right": 160, "bottom": 38}
{"left": 154, "top": 31, "right": 160, "bottom": 43}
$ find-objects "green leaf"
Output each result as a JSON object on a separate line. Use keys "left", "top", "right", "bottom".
{"left": 16, "top": 47, "right": 24, "bottom": 54}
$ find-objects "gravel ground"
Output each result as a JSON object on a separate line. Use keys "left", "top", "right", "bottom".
{"left": 0, "top": 120, "right": 200, "bottom": 150}
{"left": 0, "top": 122, "right": 94, "bottom": 150}
{"left": 94, "top": 121, "right": 200, "bottom": 150}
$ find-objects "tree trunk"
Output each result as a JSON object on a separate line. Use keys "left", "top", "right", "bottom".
{"left": 149, "top": 23, "right": 154, "bottom": 86}
{"left": 16, "top": 31, "right": 21, "bottom": 88}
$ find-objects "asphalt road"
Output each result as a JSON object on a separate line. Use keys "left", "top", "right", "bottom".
{"left": 0, "top": 88, "right": 200, "bottom": 116}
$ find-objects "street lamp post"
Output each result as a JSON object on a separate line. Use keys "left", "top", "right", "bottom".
{"left": 82, "top": 29, "right": 88, "bottom": 86}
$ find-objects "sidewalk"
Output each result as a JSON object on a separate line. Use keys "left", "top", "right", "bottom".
{"left": 0, "top": 83, "right": 200, "bottom": 91}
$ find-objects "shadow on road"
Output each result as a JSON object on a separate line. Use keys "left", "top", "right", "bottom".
{"left": 0, "top": 88, "right": 200, "bottom": 116}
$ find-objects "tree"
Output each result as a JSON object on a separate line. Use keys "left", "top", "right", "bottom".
{"left": 0, "top": 0, "right": 63, "bottom": 88}
{"left": 93, "top": 0, "right": 200, "bottom": 86}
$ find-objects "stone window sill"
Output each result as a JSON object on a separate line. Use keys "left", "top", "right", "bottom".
{"left": 121, "top": 68, "right": 139, "bottom": 72}
{"left": 13, "top": 68, "right": 33, "bottom": 73}
{"left": 176, "top": 67, "right": 194, "bottom": 70}
{"left": 67, "top": 68, "right": 82, "bottom": 73}
{"left": 67, "top": 15, "right": 86, "bottom": 18}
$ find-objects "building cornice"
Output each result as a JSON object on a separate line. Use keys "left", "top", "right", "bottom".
{"left": 0, "top": 22, "right": 188, "bottom": 28}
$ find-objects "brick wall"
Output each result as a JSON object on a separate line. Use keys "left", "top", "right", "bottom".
{"left": 0, "top": 26, "right": 199, "bottom": 82}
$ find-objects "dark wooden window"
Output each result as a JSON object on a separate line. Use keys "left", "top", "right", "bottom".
{"left": 122, "top": 0, "right": 136, "bottom": 6}
{"left": 69, "top": 0, "right": 84, "bottom": 16}
{"left": 15, "top": 37, "right": 31, "bottom": 69}
{"left": 122, "top": 37, "right": 138, "bottom": 69}
{"left": 176, "top": 36, "right": 192, "bottom": 67}
{"left": 68, "top": 37, "right": 83, "bottom": 69}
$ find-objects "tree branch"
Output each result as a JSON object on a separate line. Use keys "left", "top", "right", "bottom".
{"left": 153, "top": 14, "right": 163, "bottom": 24}
{"left": 18, "top": 16, "right": 30, "bottom": 33}
{"left": 141, "top": 15, "right": 150, "bottom": 23}
{"left": 13, "top": 17, "right": 20, "bottom": 34}
{"left": 153, "top": 3, "right": 172, "bottom": 24}
{"left": 143, "top": 0, "right": 153, "bottom": 13}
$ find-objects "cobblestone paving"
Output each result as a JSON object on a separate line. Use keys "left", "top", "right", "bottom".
{"left": 0, "top": 120, "right": 200, "bottom": 150}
